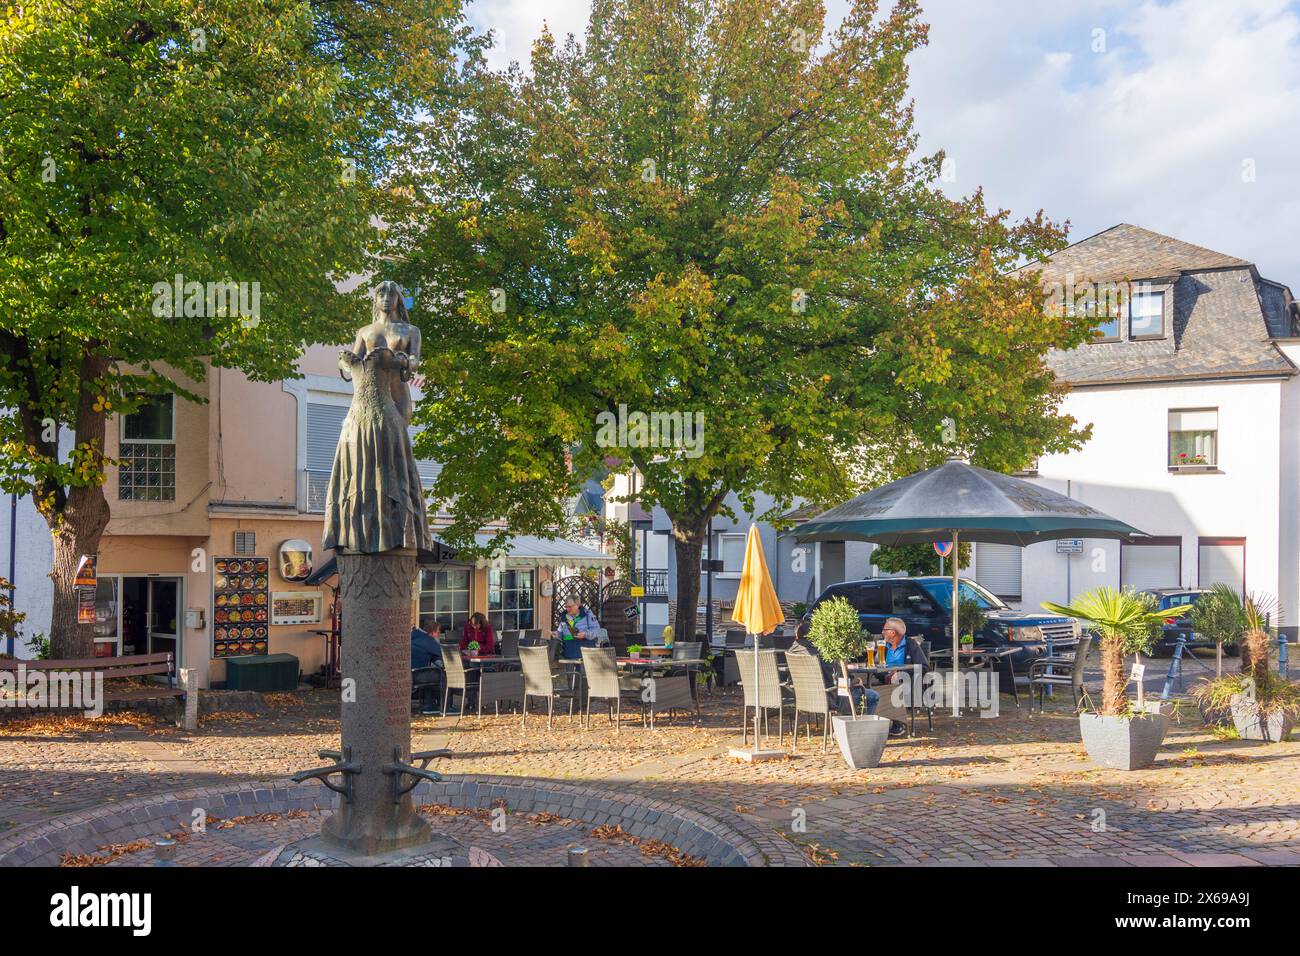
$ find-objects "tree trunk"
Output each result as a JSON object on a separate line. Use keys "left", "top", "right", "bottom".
{"left": 48, "top": 495, "right": 110, "bottom": 659}
{"left": 38, "top": 352, "right": 112, "bottom": 661}
{"left": 672, "top": 523, "right": 706, "bottom": 641}
{"left": 1100, "top": 635, "right": 1127, "bottom": 716}
{"left": 1243, "top": 628, "right": 1270, "bottom": 684}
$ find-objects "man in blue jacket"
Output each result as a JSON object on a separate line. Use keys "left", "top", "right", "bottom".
{"left": 411, "top": 618, "right": 444, "bottom": 714}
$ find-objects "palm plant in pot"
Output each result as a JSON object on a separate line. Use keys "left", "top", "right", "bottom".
{"left": 807, "top": 596, "right": 889, "bottom": 769}
{"left": 1042, "top": 588, "right": 1189, "bottom": 770}
{"left": 1191, "top": 592, "right": 1297, "bottom": 742}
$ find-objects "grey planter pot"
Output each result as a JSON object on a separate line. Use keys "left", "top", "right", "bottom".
{"left": 1230, "top": 693, "right": 1295, "bottom": 742}
{"left": 1078, "top": 711, "right": 1169, "bottom": 770}
{"left": 831, "top": 715, "right": 890, "bottom": 769}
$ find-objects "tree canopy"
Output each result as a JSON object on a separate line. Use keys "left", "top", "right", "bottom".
{"left": 0, "top": 0, "right": 471, "bottom": 654}
{"left": 393, "top": 0, "right": 1095, "bottom": 636}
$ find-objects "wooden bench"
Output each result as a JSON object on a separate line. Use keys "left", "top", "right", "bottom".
{"left": 0, "top": 651, "right": 188, "bottom": 720}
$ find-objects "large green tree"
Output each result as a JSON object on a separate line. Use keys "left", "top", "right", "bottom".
{"left": 393, "top": 0, "right": 1095, "bottom": 639}
{"left": 0, "top": 0, "right": 470, "bottom": 657}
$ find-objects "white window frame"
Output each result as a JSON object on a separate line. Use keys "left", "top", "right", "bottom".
{"left": 716, "top": 532, "right": 746, "bottom": 578}
{"left": 1168, "top": 408, "right": 1218, "bottom": 470}
{"left": 488, "top": 569, "right": 536, "bottom": 631}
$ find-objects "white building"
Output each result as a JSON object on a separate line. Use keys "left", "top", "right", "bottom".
{"left": 971, "top": 225, "right": 1300, "bottom": 638}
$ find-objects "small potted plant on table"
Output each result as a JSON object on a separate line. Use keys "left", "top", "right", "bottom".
{"left": 808, "top": 596, "right": 889, "bottom": 769}
{"left": 627, "top": 643, "right": 642, "bottom": 659}
{"left": 1043, "top": 588, "right": 1188, "bottom": 770}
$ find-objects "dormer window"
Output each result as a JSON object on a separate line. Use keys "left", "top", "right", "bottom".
{"left": 1129, "top": 290, "right": 1165, "bottom": 339}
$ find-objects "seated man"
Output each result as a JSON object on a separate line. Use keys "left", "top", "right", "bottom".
{"left": 873, "top": 616, "right": 928, "bottom": 736}
{"left": 789, "top": 620, "right": 879, "bottom": 716}
{"left": 411, "top": 617, "right": 444, "bottom": 715}
{"left": 552, "top": 598, "right": 602, "bottom": 660}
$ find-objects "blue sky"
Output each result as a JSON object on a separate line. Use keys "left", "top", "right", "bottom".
{"left": 465, "top": 0, "right": 1300, "bottom": 286}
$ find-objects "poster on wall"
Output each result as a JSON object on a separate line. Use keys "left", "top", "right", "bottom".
{"left": 77, "top": 587, "right": 96, "bottom": 625}
{"left": 213, "top": 556, "right": 270, "bottom": 658}
{"left": 271, "top": 591, "right": 323, "bottom": 626}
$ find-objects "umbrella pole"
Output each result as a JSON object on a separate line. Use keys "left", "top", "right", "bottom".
{"left": 752, "top": 631, "right": 761, "bottom": 748}
{"left": 951, "top": 529, "right": 960, "bottom": 718}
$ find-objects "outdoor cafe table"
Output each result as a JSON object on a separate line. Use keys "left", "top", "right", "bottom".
{"left": 463, "top": 655, "right": 523, "bottom": 717}
{"left": 927, "top": 646, "right": 1021, "bottom": 708}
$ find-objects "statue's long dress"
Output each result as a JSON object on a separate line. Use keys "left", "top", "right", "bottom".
{"left": 322, "top": 349, "right": 431, "bottom": 554}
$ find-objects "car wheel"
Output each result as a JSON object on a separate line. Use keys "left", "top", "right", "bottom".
{"left": 1223, "top": 644, "right": 1241, "bottom": 658}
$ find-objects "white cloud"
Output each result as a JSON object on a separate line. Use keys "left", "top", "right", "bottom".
{"left": 466, "top": 0, "right": 1300, "bottom": 284}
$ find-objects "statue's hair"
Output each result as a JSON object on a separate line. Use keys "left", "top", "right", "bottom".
{"left": 371, "top": 281, "right": 410, "bottom": 323}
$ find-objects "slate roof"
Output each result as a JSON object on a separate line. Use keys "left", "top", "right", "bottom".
{"left": 1025, "top": 224, "right": 1297, "bottom": 386}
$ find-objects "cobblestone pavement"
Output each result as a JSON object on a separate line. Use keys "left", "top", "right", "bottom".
{"left": 1, "top": 679, "right": 1296, "bottom": 866}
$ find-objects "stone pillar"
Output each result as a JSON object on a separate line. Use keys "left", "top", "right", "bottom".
{"left": 177, "top": 668, "right": 198, "bottom": 731}
{"left": 322, "top": 549, "right": 430, "bottom": 854}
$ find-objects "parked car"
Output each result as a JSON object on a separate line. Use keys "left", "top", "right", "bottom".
{"left": 1138, "top": 588, "right": 1237, "bottom": 657}
{"left": 805, "top": 576, "right": 1080, "bottom": 674}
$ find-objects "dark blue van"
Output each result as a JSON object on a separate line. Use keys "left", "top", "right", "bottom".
{"left": 806, "top": 576, "right": 1079, "bottom": 674}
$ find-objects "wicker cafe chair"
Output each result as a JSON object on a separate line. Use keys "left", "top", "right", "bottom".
{"left": 734, "top": 649, "right": 786, "bottom": 746}
{"left": 785, "top": 650, "right": 834, "bottom": 753}
{"left": 580, "top": 646, "right": 642, "bottom": 732}
{"left": 667, "top": 641, "right": 704, "bottom": 711}
{"left": 1029, "top": 632, "right": 1094, "bottom": 714}
{"left": 439, "top": 642, "right": 476, "bottom": 717}
{"left": 643, "top": 675, "right": 695, "bottom": 728}
{"left": 520, "top": 645, "right": 575, "bottom": 730}
{"left": 500, "top": 629, "right": 521, "bottom": 660}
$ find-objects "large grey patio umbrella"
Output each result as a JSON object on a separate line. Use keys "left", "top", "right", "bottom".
{"left": 796, "top": 457, "right": 1145, "bottom": 716}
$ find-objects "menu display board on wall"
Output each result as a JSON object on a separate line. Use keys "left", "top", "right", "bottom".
{"left": 213, "top": 556, "right": 270, "bottom": 658}
{"left": 271, "top": 591, "right": 323, "bottom": 626}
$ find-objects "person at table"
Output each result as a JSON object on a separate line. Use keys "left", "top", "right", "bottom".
{"left": 553, "top": 598, "right": 601, "bottom": 660}
{"left": 874, "top": 616, "right": 928, "bottom": 736}
{"left": 411, "top": 617, "right": 444, "bottom": 715}
{"left": 460, "top": 612, "right": 497, "bottom": 656}
{"left": 788, "top": 620, "right": 879, "bottom": 716}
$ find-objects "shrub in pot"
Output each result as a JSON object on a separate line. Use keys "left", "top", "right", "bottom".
{"left": 1187, "top": 584, "right": 1247, "bottom": 725}
{"left": 1193, "top": 672, "right": 1298, "bottom": 742}
{"left": 1043, "top": 588, "right": 1188, "bottom": 770}
{"left": 1190, "top": 591, "right": 1296, "bottom": 742}
{"left": 807, "top": 596, "right": 890, "bottom": 768}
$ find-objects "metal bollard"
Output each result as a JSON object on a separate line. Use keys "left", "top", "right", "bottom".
{"left": 1280, "top": 633, "right": 1290, "bottom": 680}
{"left": 567, "top": 846, "right": 589, "bottom": 867}
{"left": 154, "top": 838, "right": 177, "bottom": 867}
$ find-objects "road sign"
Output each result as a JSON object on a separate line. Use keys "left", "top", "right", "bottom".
{"left": 630, "top": 586, "right": 645, "bottom": 598}
{"left": 1056, "top": 538, "right": 1084, "bottom": 554}
{"left": 933, "top": 541, "right": 954, "bottom": 558}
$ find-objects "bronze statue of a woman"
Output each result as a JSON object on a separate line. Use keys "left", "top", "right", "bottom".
{"left": 322, "top": 281, "right": 432, "bottom": 554}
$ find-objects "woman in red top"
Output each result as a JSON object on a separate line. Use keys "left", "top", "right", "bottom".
{"left": 460, "top": 612, "right": 496, "bottom": 655}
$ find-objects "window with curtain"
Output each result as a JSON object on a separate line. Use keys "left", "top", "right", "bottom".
{"left": 418, "top": 568, "right": 472, "bottom": 633}
{"left": 1168, "top": 408, "right": 1217, "bottom": 467}
{"left": 488, "top": 569, "right": 535, "bottom": 631}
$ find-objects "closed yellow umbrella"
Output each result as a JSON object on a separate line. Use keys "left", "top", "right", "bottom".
{"left": 731, "top": 525, "right": 784, "bottom": 749}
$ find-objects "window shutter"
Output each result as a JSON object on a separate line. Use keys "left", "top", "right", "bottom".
{"left": 407, "top": 425, "right": 442, "bottom": 488}
{"left": 974, "top": 543, "right": 1022, "bottom": 600}
{"left": 1121, "top": 543, "right": 1180, "bottom": 591}
{"left": 306, "top": 403, "right": 348, "bottom": 474}
{"left": 1199, "top": 541, "right": 1245, "bottom": 596}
